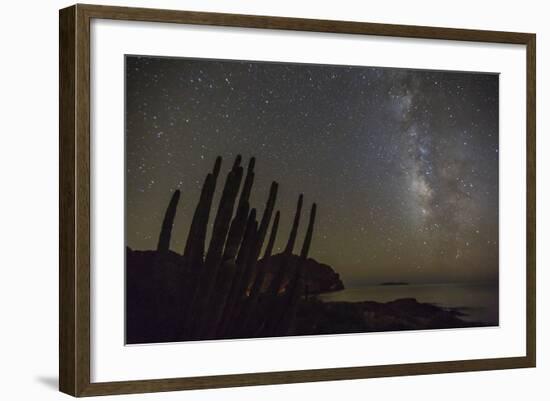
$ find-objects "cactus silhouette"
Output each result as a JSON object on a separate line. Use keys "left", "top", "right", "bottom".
{"left": 156, "top": 190, "right": 180, "bottom": 252}
{"left": 126, "top": 155, "right": 318, "bottom": 342}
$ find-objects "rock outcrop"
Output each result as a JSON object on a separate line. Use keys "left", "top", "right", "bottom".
{"left": 254, "top": 253, "right": 344, "bottom": 295}
{"left": 294, "top": 297, "right": 482, "bottom": 336}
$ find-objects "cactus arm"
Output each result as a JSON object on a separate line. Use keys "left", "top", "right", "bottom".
{"left": 156, "top": 190, "right": 180, "bottom": 252}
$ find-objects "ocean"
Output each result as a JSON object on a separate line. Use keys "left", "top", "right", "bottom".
{"left": 317, "top": 283, "right": 499, "bottom": 325}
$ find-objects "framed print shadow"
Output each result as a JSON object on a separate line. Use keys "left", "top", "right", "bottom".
{"left": 59, "top": 4, "right": 536, "bottom": 397}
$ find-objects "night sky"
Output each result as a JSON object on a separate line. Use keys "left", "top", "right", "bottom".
{"left": 126, "top": 55, "right": 499, "bottom": 287}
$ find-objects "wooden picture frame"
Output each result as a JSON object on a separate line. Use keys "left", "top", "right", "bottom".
{"left": 59, "top": 3, "right": 536, "bottom": 397}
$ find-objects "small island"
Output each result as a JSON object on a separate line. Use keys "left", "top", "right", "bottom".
{"left": 379, "top": 281, "right": 410, "bottom": 286}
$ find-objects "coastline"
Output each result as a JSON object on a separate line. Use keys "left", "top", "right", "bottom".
{"left": 293, "top": 297, "right": 489, "bottom": 336}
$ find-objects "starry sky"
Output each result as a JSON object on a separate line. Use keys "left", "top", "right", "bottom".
{"left": 126, "top": 55, "right": 499, "bottom": 287}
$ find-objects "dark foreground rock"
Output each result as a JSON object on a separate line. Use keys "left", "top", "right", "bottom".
{"left": 127, "top": 247, "right": 481, "bottom": 342}
{"left": 294, "top": 297, "right": 486, "bottom": 336}
{"left": 256, "top": 253, "right": 344, "bottom": 295}
{"left": 126, "top": 248, "right": 345, "bottom": 343}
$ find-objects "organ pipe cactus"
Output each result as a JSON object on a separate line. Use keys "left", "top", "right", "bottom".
{"left": 130, "top": 155, "right": 318, "bottom": 341}
{"left": 156, "top": 190, "right": 180, "bottom": 252}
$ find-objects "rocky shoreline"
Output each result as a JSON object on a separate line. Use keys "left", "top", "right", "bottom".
{"left": 293, "top": 297, "right": 486, "bottom": 336}
{"left": 255, "top": 254, "right": 345, "bottom": 295}
{"left": 127, "top": 248, "right": 486, "bottom": 342}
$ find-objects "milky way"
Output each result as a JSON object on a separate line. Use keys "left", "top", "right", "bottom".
{"left": 126, "top": 56, "right": 499, "bottom": 286}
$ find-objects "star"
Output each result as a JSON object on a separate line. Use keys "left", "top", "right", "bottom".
{"left": 125, "top": 54, "right": 498, "bottom": 289}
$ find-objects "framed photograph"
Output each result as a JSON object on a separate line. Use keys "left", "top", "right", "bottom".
{"left": 59, "top": 4, "right": 536, "bottom": 397}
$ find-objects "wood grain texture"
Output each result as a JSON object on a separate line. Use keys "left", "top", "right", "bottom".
{"left": 59, "top": 5, "right": 76, "bottom": 396}
{"left": 525, "top": 34, "right": 536, "bottom": 367}
{"left": 75, "top": 4, "right": 92, "bottom": 396}
{"left": 79, "top": 356, "right": 533, "bottom": 397}
{"left": 59, "top": 3, "right": 536, "bottom": 397}
{"left": 78, "top": 3, "right": 533, "bottom": 44}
